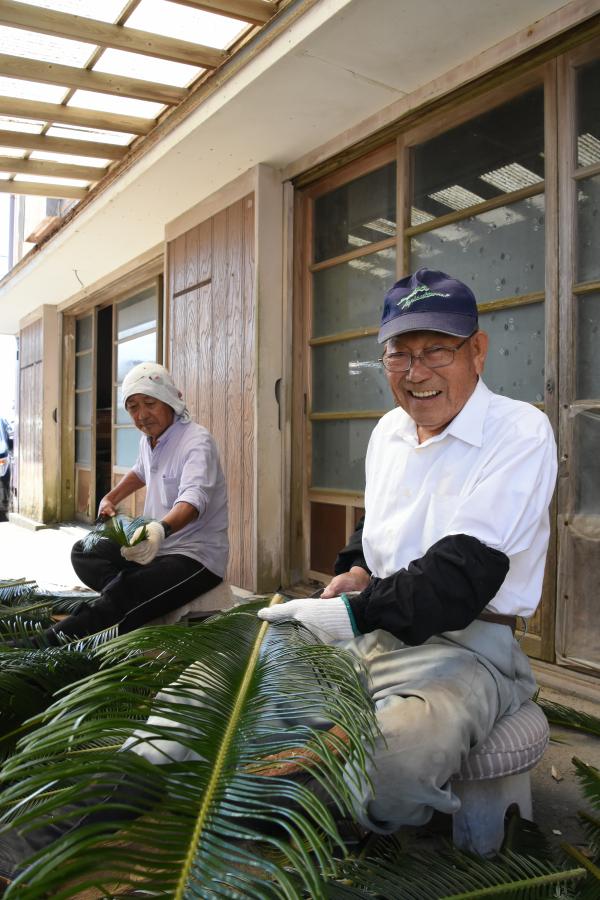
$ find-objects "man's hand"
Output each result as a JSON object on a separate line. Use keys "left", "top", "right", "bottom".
{"left": 97, "top": 496, "right": 117, "bottom": 519}
{"left": 257, "top": 596, "right": 357, "bottom": 643}
{"left": 121, "top": 521, "right": 165, "bottom": 565}
{"left": 321, "top": 566, "right": 371, "bottom": 599}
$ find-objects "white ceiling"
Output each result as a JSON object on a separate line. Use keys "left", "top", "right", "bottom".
{"left": 0, "top": 0, "right": 591, "bottom": 332}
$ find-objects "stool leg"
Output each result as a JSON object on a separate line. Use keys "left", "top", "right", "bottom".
{"left": 452, "top": 772, "right": 532, "bottom": 856}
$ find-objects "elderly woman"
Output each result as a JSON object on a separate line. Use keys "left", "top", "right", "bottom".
{"left": 51, "top": 362, "right": 228, "bottom": 642}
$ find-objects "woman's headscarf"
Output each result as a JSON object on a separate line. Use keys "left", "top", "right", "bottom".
{"left": 121, "top": 362, "right": 191, "bottom": 423}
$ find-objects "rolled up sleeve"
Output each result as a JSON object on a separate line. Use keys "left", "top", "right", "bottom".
{"left": 174, "top": 433, "right": 220, "bottom": 518}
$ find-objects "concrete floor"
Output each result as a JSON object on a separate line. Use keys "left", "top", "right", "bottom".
{"left": 1, "top": 519, "right": 598, "bottom": 857}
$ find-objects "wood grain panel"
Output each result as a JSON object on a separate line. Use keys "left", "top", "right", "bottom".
{"left": 196, "top": 282, "right": 213, "bottom": 432}
{"left": 166, "top": 194, "right": 256, "bottom": 591}
{"left": 225, "top": 198, "right": 243, "bottom": 586}
{"left": 210, "top": 207, "right": 229, "bottom": 482}
{"left": 242, "top": 194, "right": 256, "bottom": 588}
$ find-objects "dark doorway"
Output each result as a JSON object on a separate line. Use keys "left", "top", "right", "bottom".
{"left": 95, "top": 306, "right": 113, "bottom": 506}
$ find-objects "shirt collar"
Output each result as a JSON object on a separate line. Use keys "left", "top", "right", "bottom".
{"left": 394, "top": 378, "right": 490, "bottom": 448}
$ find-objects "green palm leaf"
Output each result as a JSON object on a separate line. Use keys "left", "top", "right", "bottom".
{"left": 81, "top": 515, "right": 149, "bottom": 552}
{"left": 0, "top": 601, "right": 378, "bottom": 898}
{"left": 0, "top": 580, "right": 37, "bottom": 605}
{"left": 321, "top": 847, "right": 586, "bottom": 898}
{"left": 536, "top": 699, "right": 600, "bottom": 739}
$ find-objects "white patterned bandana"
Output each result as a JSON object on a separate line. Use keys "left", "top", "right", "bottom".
{"left": 122, "top": 362, "right": 191, "bottom": 422}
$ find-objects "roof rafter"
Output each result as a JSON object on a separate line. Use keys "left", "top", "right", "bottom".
{"left": 168, "top": 0, "right": 276, "bottom": 26}
{"left": 0, "top": 155, "right": 104, "bottom": 182}
{"left": 0, "top": 0, "right": 226, "bottom": 68}
{"left": 0, "top": 180, "right": 86, "bottom": 200}
{"left": 0, "top": 53, "right": 186, "bottom": 106}
{"left": 0, "top": 96, "right": 153, "bottom": 134}
{"left": 0, "top": 130, "right": 127, "bottom": 160}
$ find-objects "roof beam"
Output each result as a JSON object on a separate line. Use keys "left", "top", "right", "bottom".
{"left": 167, "top": 0, "right": 275, "bottom": 26}
{"left": 0, "top": 53, "right": 186, "bottom": 106}
{"left": 0, "top": 97, "right": 153, "bottom": 135}
{"left": 0, "top": 155, "right": 104, "bottom": 182}
{"left": 0, "top": 130, "right": 127, "bottom": 160}
{"left": 0, "top": 0, "right": 225, "bottom": 68}
{"left": 0, "top": 180, "right": 87, "bottom": 200}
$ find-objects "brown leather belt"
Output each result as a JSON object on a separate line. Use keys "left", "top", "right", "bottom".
{"left": 477, "top": 612, "right": 517, "bottom": 633}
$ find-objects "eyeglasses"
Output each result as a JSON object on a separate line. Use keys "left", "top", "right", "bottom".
{"left": 378, "top": 333, "right": 475, "bottom": 373}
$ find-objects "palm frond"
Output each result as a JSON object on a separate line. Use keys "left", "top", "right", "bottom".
{"left": 536, "top": 699, "right": 600, "bottom": 739}
{"left": 322, "top": 847, "right": 586, "bottom": 898}
{"left": 573, "top": 757, "right": 600, "bottom": 810}
{"left": 0, "top": 646, "right": 101, "bottom": 761}
{"left": 81, "top": 515, "right": 149, "bottom": 552}
{"left": 0, "top": 579, "right": 37, "bottom": 605}
{"left": 0, "top": 602, "right": 379, "bottom": 898}
{"left": 578, "top": 810, "right": 600, "bottom": 860}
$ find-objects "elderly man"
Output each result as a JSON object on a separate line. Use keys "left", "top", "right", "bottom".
{"left": 51, "top": 362, "right": 228, "bottom": 641}
{"left": 260, "top": 268, "right": 557, "bottom": 832}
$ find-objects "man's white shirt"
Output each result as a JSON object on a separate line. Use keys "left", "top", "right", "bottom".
{"left": 362, "top": 379, "right": 557, "bottom": 617}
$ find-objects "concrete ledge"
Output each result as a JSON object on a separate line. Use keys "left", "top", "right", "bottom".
{"left": 8, "top": 512, "right": 50, "bottom": 531}
{"left": 532, "top": 659, "right": 600, "bottom": 706}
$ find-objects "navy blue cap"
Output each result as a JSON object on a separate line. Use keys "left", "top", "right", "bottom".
{"left": 378, "top": 268, "right": 478, "bottom": 343}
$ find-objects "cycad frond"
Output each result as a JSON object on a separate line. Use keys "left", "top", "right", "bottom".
{"left": 572, "top": 757, "right": 600, "bottom": 811}
{"left": 0, "top": 646, "right": 100, "bottom": 760}
{"left": 536, "top": 699, "right": 600, "bottom": 738}
{"left": 0, "top": 602, "right": 378, "bottom": 898}
{"left": 81, "top": 515, "right": 149, "bottom": 552}
{"left": 324, "top": 848, "right": 586, "bottom": 898}
{"left": 0, "top": 579, "right": 37, "bottom": 605}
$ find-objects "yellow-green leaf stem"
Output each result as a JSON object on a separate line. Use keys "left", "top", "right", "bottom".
{"left": 174, "top": 593, "right": 285, "bottom": 899}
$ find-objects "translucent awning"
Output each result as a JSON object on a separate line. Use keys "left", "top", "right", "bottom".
{"left": 0, "top": 0, "right": 279, "bottom": 200}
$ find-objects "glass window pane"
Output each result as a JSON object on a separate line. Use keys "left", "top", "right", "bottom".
{"left": 116, "top": 333, "right": 156, "bottom": 382}
{"left": 312, "top": 337, "right": 392, "bottom": 413}
{"left": 313, "top": 162, "right": 396, "bottom": 263}
{"left": 411, "top": 88, "right": 544, "bottom": 221}
{"left": 115, "top": 426, "right": 141, "bottom": 468}
{"left": 410, "top": 195, "right": 545, "bottom": 303}
{"left": 577, "top": 174, "right": 600, "bottom": 284}
{"left": 75, "top": 390, "right": 92, "bottom": 426}
{"left": 312, "top": 419, "right": 375, "bottom": 492}
{"left": 576, "top": 291, "right": 600, "bottom": 399}
{"left": 576, "top": 58, "right": 600, "bottom": 169}
{"left": 76, "top": 352, "right": 92, "bottom": 390}
{"left": 117, "top": 286, "right": 158, "bottom": 340}
{"left": 313, "top": 248, "right": 396, "bottom": 338}
{"left": 115, "top": 384, "right": 130, "bottom": 424}
{"left": 479, "top": 302, "right": 544, "bottom": 403}
{"left": 76, "top": 315, "right": 92, "bottom": 351}
{"left": 75, "top": 428, "right": 91, "bottom": 466}
{"left": 574, "top": 409, "right": 600, "bottom": 515}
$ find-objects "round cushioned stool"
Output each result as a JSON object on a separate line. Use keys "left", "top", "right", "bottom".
{"left": 451, "top": 699, "right": 549, "bottom": 856}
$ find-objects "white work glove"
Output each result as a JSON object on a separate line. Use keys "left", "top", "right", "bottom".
{"left": 257, "top": 595, "right": 358, "bottom": 643}
{"left": 121, "top": 521, "right": 165, "bottom": 565}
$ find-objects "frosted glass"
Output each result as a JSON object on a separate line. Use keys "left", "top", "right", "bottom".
{"left": 479, "top": 302, "right": 544, "bottom": 403}
{"left": 311, "top": 419, "right": 375, "bottom": 492}
{"left": 412, "top": 88, "right": 544, "bottom": 218}
{"left": 312, "top": 336, "right": 393, "bottom": 413}
{"left": 116, "top": 333, "right": 156, "bottom": 382}
{"left": 312, "top": 248, "right": 396, "bottom": 338}
{"left": 76, "top": 315, "right": 92, "bottom": 351}
{"left": 313, "top": 162, "right": 396, "bottom": 263}
{"left": 574, "top": 409, "right": 600, "bottom": 514}
{"left": 117, "top": 286, "right": 157, "bottom": 340}
{"left": 115, "top": 426, "right": 141, "bottom": 468}
{"left": 115, "top": 384, "right": 129, "bottom": 424}
{"left": 576, "top": 58, "right": 600, "bottom": 169}
{"left": 75, "top": 390, "right": 92, "bottom": 426}
{"left": 576, "top": 292, "right": 600, "bottom": 399}
{"left": 76, "top": 352, "right": 92, "bottom": 390}
{"left": 577, "top": 175, "right": 600, "bottom": 283}
{"left": 410, "top": 196, "right": 545, "bottom": 303}
{"left": 75, "top": 428, "right": 91, "bottom": 466}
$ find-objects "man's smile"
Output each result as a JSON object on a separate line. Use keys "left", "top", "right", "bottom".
{"left": 407, "top": 389, "right": 442, "bottom": 399}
